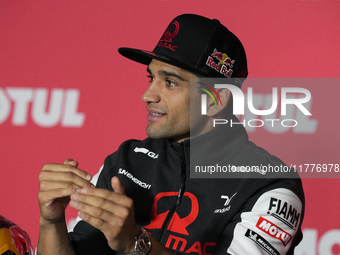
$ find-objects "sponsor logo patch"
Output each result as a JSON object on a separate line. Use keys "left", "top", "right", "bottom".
{"left": 118, "top": 168, "right": 152, "bottom": 189}
{"left": 256, "top": 217, "right": 292, "bottom": 246}
{"left": 156, "top": 21, "right": 180, "bottom": 51}
{"left": 134, "top": 147, "right": 159, "bottom": 159}
{"left": 268, "top": 197, "right": 301, "bottom": 230}
{"left": 205, "top": 48, "right": 235, "bottom": 78}
{"left": 214, "top": 192, "right": 237, "bottom": 213}
{"left": 245, "top": 229, "right": 280, "bottom": 255}
{"left": 144, "top": 192, "right": 199, "bottom": 235}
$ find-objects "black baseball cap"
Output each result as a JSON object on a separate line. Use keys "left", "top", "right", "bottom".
{"left": 118, "top": 14, "right": 248, "bottom": 84}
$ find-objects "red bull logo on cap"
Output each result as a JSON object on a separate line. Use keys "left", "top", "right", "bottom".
{"left": 206, "top": 48, "right": 235, "bottom": 78}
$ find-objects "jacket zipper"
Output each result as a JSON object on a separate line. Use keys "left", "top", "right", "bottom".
{"left": 177, "top": 171, "right": 186, "bottom": 205}
{"left": 177, "top": 142, "right": 187, "bottom": 206}
{"left": 158, "top": 142, "right": 187, "bottom": 240}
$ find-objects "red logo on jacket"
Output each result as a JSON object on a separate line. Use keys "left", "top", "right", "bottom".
{"left": 144, "top": 191, "right": 198, "bottom": 235}
{"left": 256, "top": 216, "right": 292, "bottom": 246}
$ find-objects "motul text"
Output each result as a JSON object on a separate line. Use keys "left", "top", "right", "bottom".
{"left": 256, "top": 217, "right": 292, "bottom": 246}
{"left": 0, "top": 87, "right": 85, "bottom": 127}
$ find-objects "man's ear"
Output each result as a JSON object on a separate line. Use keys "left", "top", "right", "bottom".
{"left": 206, "top": 88, "right": 231, "bottom": 117}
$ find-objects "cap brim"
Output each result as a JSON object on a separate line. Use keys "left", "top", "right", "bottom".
{"left": 118, "top": 47, "right": 208, "bottom": 77}
{"left": 118, "top": 47, "right": 170, "bottom": 66}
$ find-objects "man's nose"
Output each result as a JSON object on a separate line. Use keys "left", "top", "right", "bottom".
{"left": 142, "top": 82, "right": 161, "bottom": 104}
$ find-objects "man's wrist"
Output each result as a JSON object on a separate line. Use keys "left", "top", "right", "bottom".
{"left": 39, "top": 215, "right": 67, "bottom": 229}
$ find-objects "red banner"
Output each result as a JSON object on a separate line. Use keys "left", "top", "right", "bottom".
{"left": 0, "top": 1, "right": 339, "bottom": 254}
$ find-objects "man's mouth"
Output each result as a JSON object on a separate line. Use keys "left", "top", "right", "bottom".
{"left": 147, "top": 109, "right": 166, "bottom": 121}
{"left": 150, "top": 112, "right": 163, "bottom": 116}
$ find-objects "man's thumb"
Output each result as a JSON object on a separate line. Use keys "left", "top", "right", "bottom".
{"left": 64, "top": 158, "right": 79, "bottom": 167}
{"left": 111, "top": 176, "right": 126, "bottom": 195}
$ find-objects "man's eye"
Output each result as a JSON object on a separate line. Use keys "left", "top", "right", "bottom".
{"left": 147, "top": 75, "right": 154, "bottom": 83}
{"left": 166, "top": 80, "right": 177, "bottom": 87}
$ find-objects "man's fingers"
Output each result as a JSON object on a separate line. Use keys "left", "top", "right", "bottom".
{"left": 111, "top": 176, "right": 126, "bottom": 195}
{"left": 39, "top": 189, "right": 76, "bottom": 206}
{"left": 70, "top": 199, "right": 114, "bottom": 222}
{"left": 39, "top": 170, "right": 94, "bottom": 189}
{"left": 74, "top": 187, "right": 133, "bottom": 208}
{"left": 39, "top": 180, "right": 85, "bottom": 191}
{"left": 70, "top": 198, "right": 129, "bottom": 239}
{"left": 75, "top": 211, "right": 120, "bottom": 238}
{"left": 70, "top": 192, "right": 131, "bottom": 219}
{"left": 64, "top": 158, "right": 79, "bottom": 167}
{"left": 42, "top": 163, "right": 92, "bottom": 181}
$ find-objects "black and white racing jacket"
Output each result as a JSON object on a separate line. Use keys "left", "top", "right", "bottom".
{"left": 69, "top": 119, "right": 305, "bottom": 255}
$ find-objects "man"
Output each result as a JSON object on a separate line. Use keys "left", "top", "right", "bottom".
{"left": 37, "top": 14, "right": 304, "bottom": 255}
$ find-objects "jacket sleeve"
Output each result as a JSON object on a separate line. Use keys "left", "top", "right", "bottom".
{"left": 216, "top": 187, "right": 304, "bottom": 255}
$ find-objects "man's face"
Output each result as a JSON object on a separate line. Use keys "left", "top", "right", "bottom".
{"left": 142, "top": 59, "right": 200, "bottom": 142}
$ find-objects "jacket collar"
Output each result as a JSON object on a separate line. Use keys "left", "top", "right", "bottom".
{"left": 168, "top": 115, "right": 249, "bottom": 164}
